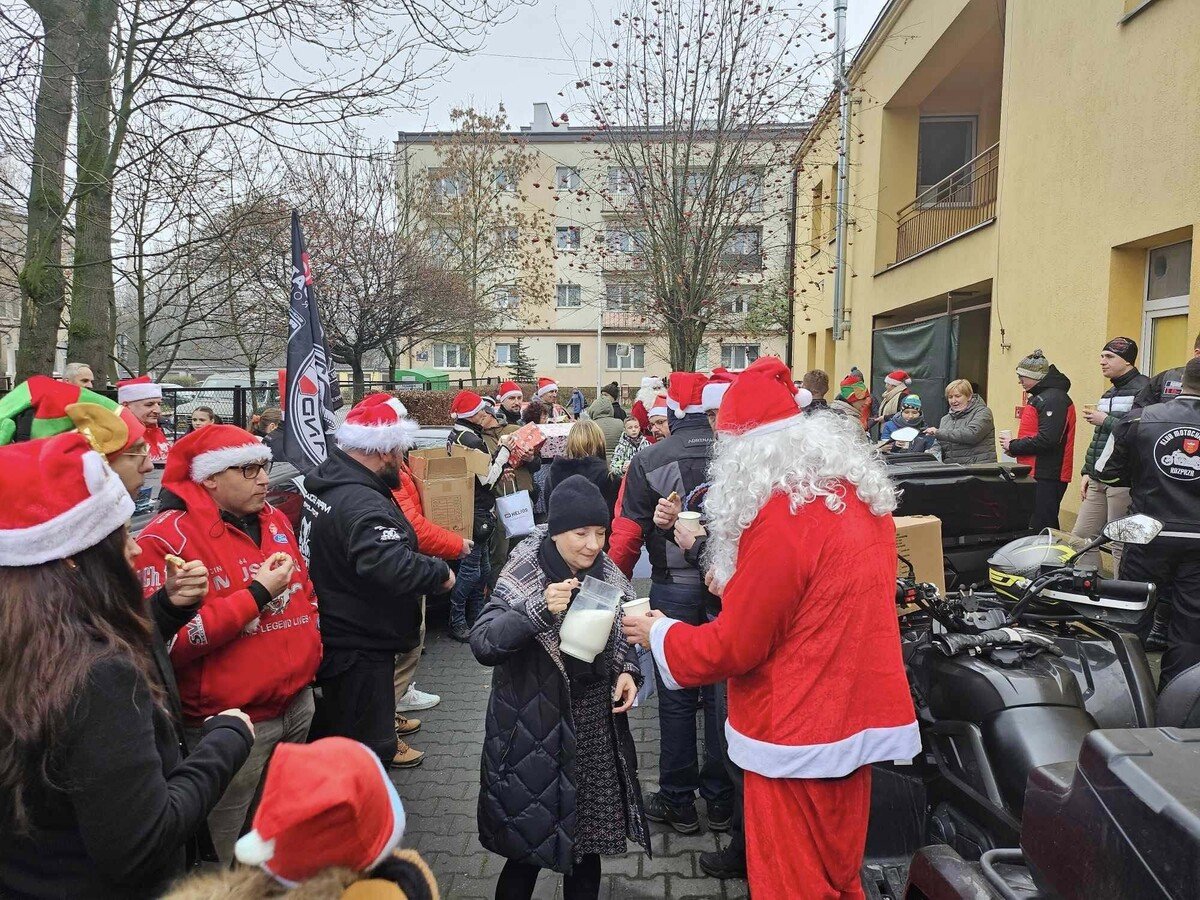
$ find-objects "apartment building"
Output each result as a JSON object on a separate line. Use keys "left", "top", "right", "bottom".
{"left": 397, "top": 104, "right": 802, "bottom": 391}
{"left": 792, "top": 0, "right": 1198, "bottom": 521}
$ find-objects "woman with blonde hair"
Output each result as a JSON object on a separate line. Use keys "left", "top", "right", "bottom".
{"left": 924, "top": 379, "right": 996, "bottom": 465}
{"left": 545, "top": 420, "right": 619, "bottom": 519}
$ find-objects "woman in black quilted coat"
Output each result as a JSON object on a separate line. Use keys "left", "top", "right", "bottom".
{"left": 470, "top": 476, "right": 650, "bottom": 900}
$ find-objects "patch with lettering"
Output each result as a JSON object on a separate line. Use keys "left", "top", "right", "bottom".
{"left": 1155, "top": 427, "right": 1200, "bottom": 481}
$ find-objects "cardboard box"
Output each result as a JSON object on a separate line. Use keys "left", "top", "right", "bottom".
{"left": 410, "top": 448, "right": 475, "bottom": 539}
{"left": 894, "top": 515, "right": 945, "bottom": 595}
{"left": 450, "top": 443, "right": 492, "bottom": 479}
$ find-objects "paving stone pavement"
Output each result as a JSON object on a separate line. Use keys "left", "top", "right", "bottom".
{"left": 392, "top": 612, "right": 749, "bottom": 900}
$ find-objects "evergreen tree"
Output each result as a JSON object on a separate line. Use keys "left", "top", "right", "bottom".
{"left": 509, "top": 337, "right": 537, "bottom": 383}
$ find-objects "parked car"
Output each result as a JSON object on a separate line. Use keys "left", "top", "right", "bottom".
{"left": 171, "top": 373, "right": 280, "bottom": 430}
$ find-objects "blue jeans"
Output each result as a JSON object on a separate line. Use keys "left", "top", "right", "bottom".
{"left": 650, "top": 580, "right": 733, "bottom": 808}
{"left": 449, "top": 534, "right": 491, "bottom": 633}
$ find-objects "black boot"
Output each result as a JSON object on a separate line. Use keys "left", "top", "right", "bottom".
{"left": 700, "top": 840, "right": 747, "bottom": 880}
{"left": 1146, "top": 602, "right": 1171, "bottom": 652}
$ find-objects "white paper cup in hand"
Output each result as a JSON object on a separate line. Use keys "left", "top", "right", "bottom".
{"left": 623, "top": 597, "right": 651, "bottom": 617}
{"left": 999, "top": 430, "right": 1012, "bottom": 441}
{"left": 677, "top": 511, "right": 705, "bottom": 535}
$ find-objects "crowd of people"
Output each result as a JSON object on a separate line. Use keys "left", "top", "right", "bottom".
{"left": 0, "top": 330, "right": 1197, "bottom": 900}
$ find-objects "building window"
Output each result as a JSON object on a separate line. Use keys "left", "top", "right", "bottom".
{"left": 430, "top": 169, "right": 461, "bottom": 201}
{"left": 555, "top": 226, "right": 580, "bottom": 251}
{"left": 682, "top": 170, "right": 709, "bottom": 197}
{"left": 556, "top": 283, "right": 582, "bottom": 308}
{"left": 493, "top": 287, "right": 519, "bottom": 311}
{"left": 493, "top": 226, "right": 519, "bottom": 248}
{"left": 724, "top": 228, "right": 762, "bottom": 265}
{"left": 493, "top": 169, "right": 515, "bottom": 191}
{"left": 605, "top": 282, "right": 644, "bottom": 311}
{"left": 557, "top": 343, "right": 581, "bottom": 366}
{"left": 721, "top": 343, "right": 759, "bottom": 370}
{"left": 607, "top": 343, "right": 645, "bottom": 370}
{"left": 810, "top": 180, "right": 825, "bottom": 254}
{"left": 494, "top": 343, "right": 518, "bottom": 366}
{"left": 608, "top": 167, "right": 637, "bottom": 194}
{"left": 1142, "top": 240, "right": 1193, "bottom": 375}
{"left": 607, "top": 227, "right": 645, "bottom": 253}
{"left": 432, "top": 342, "right": 471, "bottom": 369}
{"left": 722, "top": 289, "right": 754, "bottom": 315}
{"left": 728, "top": 170, "right": 763, "bottom": 210}
{"left": 917, "top": 116, "right": 977, "bottom": 202}
{"left": 693, "top": 344, "right": 710, "bottom": 370}
{"left": 555, "top": 167, "right": 581, "bottom": 191}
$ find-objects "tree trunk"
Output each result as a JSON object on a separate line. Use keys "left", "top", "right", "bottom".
{"left": 247, "top": 362, "right": 259, "bottom": 413}
{"left": 67, "top": 0, "right": 117, "bottom": 386}
{"left": 350, "top": 357, "right": 365, "bottom": 403}
{"left": 16, "top": 0, "right": 79, "bottom": 380}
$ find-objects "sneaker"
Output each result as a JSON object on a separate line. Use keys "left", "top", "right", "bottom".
{"left": 699, "top": 843, "right": 747, "bottom": 880}
{"left": 397, "top": 683, "right": 441, "bottom": 712}
{"left": 390, "top": 740, "right": 425, "bottom": 769}
{"left": 707, "top": 801, "right": 734, "bottom": 833}
{"left": 394, "top": 713, "right": 421, "bottom": 737}
{"left": 644, "top": 790, "right": 700, "bottom": 835}
{"left": 449, "top": 623, "right": 471, "bottom": 643}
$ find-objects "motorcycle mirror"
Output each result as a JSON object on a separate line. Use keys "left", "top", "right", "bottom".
{"left": 1102, "top": 514, "right": 1163, "bottom": 546}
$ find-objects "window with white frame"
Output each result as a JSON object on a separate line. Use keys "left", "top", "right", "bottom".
{"left": 607, "top": 167, "right": 637, "bottom": 194}
{"left": 430, "top": 169, "right": 461, "bottom": 201}
{"left": 555, "top": 167, "right": 581, "bottom": 191}
{"left": 724, "top": 228, "right": 761, "bottom": 260}
{"left": 555, "top": 226, "right": 581, "bottom": 251}
{"left": 607, "top": 342, "right": 645, "bottom": 370}
{"left": 605, "top": 282, "right": 644, "bottom": 311}
{"left": 493, "top": 169, "right": 515, "bottom": 191}
{"left": 1142, "top": 240, "right": 1193, "bottom": 376}
{"left": 556, "top": 283, "right": 582, "bottom": 308}
{"left": 494, "top": 343, "right": 518, "bottom": 366}
{"left": 493, "top": 287, "right": 519, "bottom": 311}
{"left": 493, "top": 226, "right": 519, "bottom": 248}
{"left": 728, "top": 170, "right": 763, "bottom": 210}
{"left": 432, "top": 342, "right": 471, "bottom": 369}
{"left": 557, "top": 343, "right": 581, "bottom": 366}
{"left": 682, "top": 170, "right": 709, "bottom": 197}
{"left": 721, "top": 343, "right": 759, "bottom": 370}
{"left": 722, "top": 288, "right": 754, "bottom": 315}
{"left": 607, "top": 227, "right": 646, "bottom": 253}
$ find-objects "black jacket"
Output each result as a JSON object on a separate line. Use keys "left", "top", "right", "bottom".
{"left": 1096, "top": 395, "right": 1200, "bottom": 536}
{"left": 1008, "top": 366, "right": 1076, "bottom": 483}
{"left": 300, "top": 447, "right": 450, "bottom": 652}
{"left": 449, "top": 422, "right": 509, "bottom": 523}
{"left": 544, "top": 455, "right": 620, "bottom": 521}
{"left": 0, "top": 656, "right": 252, "bottom": 899}
{"left": 469, "top": 531, "right": 649, "bottom": 873}
{"left": 1130, "top": 366, "right": 1187, "bottom": 417}
{"left": 620, "top": 414, "right": 715, "bottom": 585}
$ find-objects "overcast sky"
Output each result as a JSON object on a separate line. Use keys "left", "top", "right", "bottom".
{"left": 389, "top": 0, "right": 889, "bottom": 137}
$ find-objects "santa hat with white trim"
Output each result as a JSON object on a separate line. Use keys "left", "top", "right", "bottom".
{"left": 450, "top": 390, "right": 489, "bottom": 420}
{"left": 534, "top": 377, "right": 558, "bottom": 399}
{"left": 701, "top": 368, "right": 739, "bottom": 412}
{"left": 234, "top": 737, "right": 406, "bottom": 887}
{"left": 116, "top": 375, "right": 162, "bottom": 404}
{"left": 336, "top": 393, "right": 419, "bottom": 454}
{"left": 0, "top": 432, "right": 134, "bottom": 567}
{"left": 884, "top": 370, "right": 912, "bottom": 388}
{"left": 163, "top": 424, "right": 272, "bottom": 485}
{"left": 665, "top": 372, "right": 707, "bottom": 418}
{"left": 498, "top": 381, "right": 523, "bottom": 401}
{"left": 716, "top": 356, "right": 813, "bottom": 438}
{"left": 648, "top": 398, "right": 669, "bottom": 419}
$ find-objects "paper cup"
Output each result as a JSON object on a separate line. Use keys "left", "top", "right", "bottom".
{"left": 623, "top": 597, "right": 652, "bottom": 617}
{"left": 999, "top": 429, "right": 1012, "bottom": 441}
{"left": 678, "top": 511, "right": 705, "bottom": 535}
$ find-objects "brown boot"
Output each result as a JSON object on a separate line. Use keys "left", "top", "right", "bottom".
{"left": 395, "top": 713, "right": 421, "bottom": 737}
{"left": 390, "top": 739, "right": 425, "bottom": 769}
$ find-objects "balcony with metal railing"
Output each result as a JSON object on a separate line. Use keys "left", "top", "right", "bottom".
{"left": 895, "top": 142, "right": 999, "bottom": 264}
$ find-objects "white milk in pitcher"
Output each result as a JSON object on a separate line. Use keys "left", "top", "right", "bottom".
{"left": 559, "top": 608, "right": 616, "bottom": 662}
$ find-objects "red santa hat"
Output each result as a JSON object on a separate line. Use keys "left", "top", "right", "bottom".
{"left": 666, "top": 372, "right": 708, "bottom": 418}
{"left": 163, "top": 423, "right": 272, "bottom": 485}
{"left": 0, "top": 432, "right": 134, "bottom": 566}
{"left": 116, "top": 375, "right": 162, "bottom": 404}
{"left": 336, "top": 393, "right": 418, "bottom": 454}
{"left": 716, "top": 356, "right": 814, "bottom": 438}
{"left": 450, "top": 390, "right": 489, "bottom": 420}
{"left": 648, "top": 398, "right": 669, "bottom": 419}
{"left": 701, "top": 370, "right": 738, "bottom": 412}
{"left": 498, "top": 381, "right": 523, "bottom": 401}
{"left": 884, "top": 370, "right": 912, "bottom": 388}
{"left": 234, "top": 737, "right": 406, "bottom": 887}
{"left": 534, "top": 377, "right": 559, "bottom": 398}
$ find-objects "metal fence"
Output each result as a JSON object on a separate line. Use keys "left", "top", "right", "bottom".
{"left": 896, "top": 141, "right": 1000, "bottom": 263}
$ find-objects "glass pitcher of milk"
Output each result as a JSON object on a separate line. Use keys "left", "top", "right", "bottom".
{"left": 559, "top": 576, "right": 624, "bottom": 663}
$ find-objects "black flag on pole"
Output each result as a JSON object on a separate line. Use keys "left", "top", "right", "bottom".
{"left": 283, "top": 210, "right": 341, "bottom": 471}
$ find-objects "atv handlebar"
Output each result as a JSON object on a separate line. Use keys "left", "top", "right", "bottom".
{"left": 933, "top": 627, "right": 1060, "bottom": 657}
{"left": 1095, "top": 579, "right": 1157, "bottom": 606}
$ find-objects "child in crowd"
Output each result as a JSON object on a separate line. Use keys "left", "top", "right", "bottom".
{"left": 881, "top": 394, "right": 926, "bottom": 441}
{"left": 610, "top": 416, "right": 650, "bottom": 476}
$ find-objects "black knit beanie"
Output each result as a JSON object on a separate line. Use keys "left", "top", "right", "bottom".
{"left": 602, "top": 381, "right": 620, "bottom": 400}
{"left": 548, "top": 475, "right": 610, "bottom": 535}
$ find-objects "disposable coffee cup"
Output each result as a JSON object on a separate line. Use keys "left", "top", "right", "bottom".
{"left": 999, "top": 429, "right": 1012, "bottom": 441}
{"left": 677, "top": 511, "right": 706, "bottom": 535}
{"left": 623, "top": 597, "right": 652, "bottom": 617}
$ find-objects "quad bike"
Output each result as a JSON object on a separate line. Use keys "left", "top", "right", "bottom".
{"left": 862, "top": 515, "right": 1200, "bottom": 899}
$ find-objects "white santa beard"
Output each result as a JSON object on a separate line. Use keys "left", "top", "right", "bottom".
{"left": 703, "top": 411, "right": 899, "bottom": 587}
{"left": 635, "top": 387, "right": 663, "bottom": 408}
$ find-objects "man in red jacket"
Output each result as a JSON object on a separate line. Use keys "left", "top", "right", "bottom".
{"left": 137, "top": 425, "right": 321, "bottom": 865}
{"left": 624, "top": 357, "right": 919, "bottom": 899}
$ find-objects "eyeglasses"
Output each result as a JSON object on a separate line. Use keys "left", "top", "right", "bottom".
{"left": 120, "top": 449, "right": 150, "bottom": 461}
{"left": 234, "top": 462, "right": 271, "bottom": 480}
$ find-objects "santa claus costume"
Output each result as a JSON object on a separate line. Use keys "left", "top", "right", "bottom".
{"left": 641, "top": 356, "right": 918, "bottom": 899}
{"left": 631, "top": 376, "right": 667, "bottom": 442}
{"left": 118, "top": 375, "right": 171, "bottom": 465}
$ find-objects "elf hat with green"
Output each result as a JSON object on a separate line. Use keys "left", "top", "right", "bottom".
{"left": 0, "top": 376, "right": 120, "bottom": 446}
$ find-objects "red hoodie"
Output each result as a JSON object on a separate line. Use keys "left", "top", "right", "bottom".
{"left": 136, "top": 483, "right": 321, "bottom": 724}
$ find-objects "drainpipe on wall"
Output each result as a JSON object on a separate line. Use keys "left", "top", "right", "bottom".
{"left": 832, "top": 0, "right": 851, "bottom": 341}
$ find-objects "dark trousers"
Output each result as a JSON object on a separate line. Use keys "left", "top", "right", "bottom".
{"left": 714, "top": 678, "right": 746, "bottom": 860}
{"left": 650, "top": 580, "right": 733, "bottom": 808}
{"left": 1119, "top": 539, "right": 1200, "bottom": 687}
{"left": 1030, "top": 480, "right": 1069, "bottom": 533}
{"left": 312, "top": 648, "right": 397, "bottom": 763}
{"left": 495, "top": 855, "right": 600, "bottom": 900}
{"left": 450, "top": 532, "right": 491, "bottom": 632}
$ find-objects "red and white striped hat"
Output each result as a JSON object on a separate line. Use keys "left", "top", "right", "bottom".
{"left": 116, "top": 375, "right": 162, "bottom": 404}
{"left": 0, "top": 432, "right": 134, "bottom": 566}
{"left": 534, "top": 377, "right": 558, "bottom": 398}
{"left": 335, "top": 393, "right": 418, "bottom": 454}
{"left": 665, "top": 372, "right": 707, "bottom": 418}
{"left": 498, "top": 381, "right": 523, "bottom": 401}
{"left": 164, "top": 424, "right": 272, "bottom": 484}
{"left": 450, "top": 390, "right": 489, "bottom": 420}
{"left": 716, "top": 356, "right": 813, "bottom": 438}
